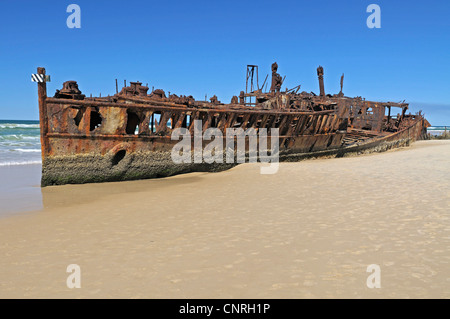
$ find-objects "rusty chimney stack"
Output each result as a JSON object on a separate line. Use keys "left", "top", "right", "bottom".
{"left": 317, "top": 66, "right": 325, "bottom": 97}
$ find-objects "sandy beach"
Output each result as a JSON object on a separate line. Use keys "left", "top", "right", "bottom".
{"left": 0, "top": 140, "right": 449, "bottom": 298}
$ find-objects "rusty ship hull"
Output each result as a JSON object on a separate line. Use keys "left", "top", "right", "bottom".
{"left": 35, "top": 64, "right": 430, "bottom": 186}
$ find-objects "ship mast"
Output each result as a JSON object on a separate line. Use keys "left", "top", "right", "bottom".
{"left": 245, "top": 65, "right": 259, "bottom": 106}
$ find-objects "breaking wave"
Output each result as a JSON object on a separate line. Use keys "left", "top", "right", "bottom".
{"left": 0, "top": 123, "right": 40, "bottom": 129}
{"left": 0, "top": 160, "right": 42, "bottom": 167}
{"left": 11, "top": 148, "right": 41, "bottom": 153}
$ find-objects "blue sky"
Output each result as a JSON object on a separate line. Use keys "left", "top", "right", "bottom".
{"left": 0, "top": 0, "right": 449, "bottom": 124}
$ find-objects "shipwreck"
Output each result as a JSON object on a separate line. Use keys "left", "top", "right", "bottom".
{"left": 34, "top": 63, "right": 430, "bottom": 186}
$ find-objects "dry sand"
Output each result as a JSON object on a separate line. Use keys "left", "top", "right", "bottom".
{"left": 0, "top": 140, "right": 449, "bottom": 298}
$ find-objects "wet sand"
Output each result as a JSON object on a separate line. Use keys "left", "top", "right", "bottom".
{"left": 0, "top": 140, "right": 449, "bottom": 298}
{"left": 0, "top": 164, "right": 42, "bottom": 217}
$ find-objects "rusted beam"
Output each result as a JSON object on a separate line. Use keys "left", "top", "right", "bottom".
{"left": 240, "top": 114, "right": 251, "bottom": 130}
{"left": 284, "top": 116, "right": 298, "bottom": 136}
{"left": 155, "top": 112, "right": 172, "bottom": 134}
{"left": 277, "top": 115, "right": 290, "bottom": 135}
{"left": 37, "top": 67, "right": 49, "bottom": 157}
{"left": 188, "top": 111, "right": 200, "bottom": 134}
{"left": 46, "top": 98, "right": 335, "bottom": 117}
{"left": 216, "top": 113, "right": 228, "bottom": 130}
{"left": 173, "top": 112, "right": 186, "bottom": 129}
{"left": 202, "top": 112, "right": 212, "bottom": 132}
{"left": 225, "top": 113, "right": 237, "bottom": 129}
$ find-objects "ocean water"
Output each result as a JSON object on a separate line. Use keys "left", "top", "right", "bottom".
{"left": 0, "top": 120, "right": 41, "bottom": 166}
{"left": 427, "top": 126, "right": 449, "bottom": 136}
